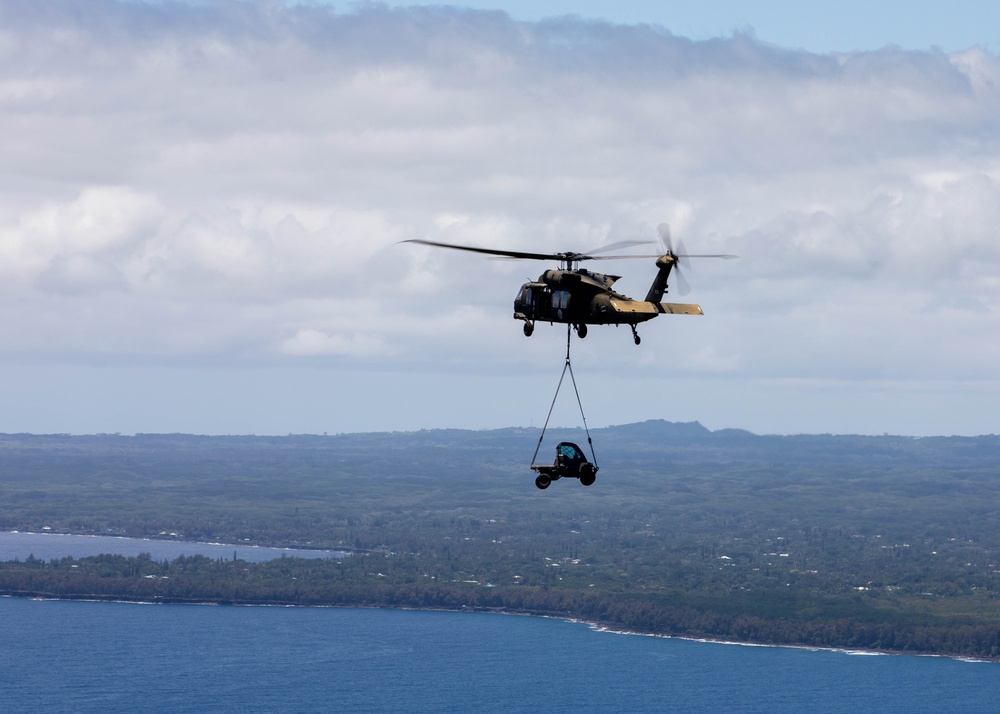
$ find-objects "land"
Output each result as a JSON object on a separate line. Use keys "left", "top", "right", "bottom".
{"left": 2, "top": 422, "right": 1000, "bottom": 659}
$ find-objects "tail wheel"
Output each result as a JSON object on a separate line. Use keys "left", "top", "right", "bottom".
{"left": 576, "top": 324, "right": 588, "bottom": 339}
{"left": 535, "top": 474, "right": 551, "bottom": 490}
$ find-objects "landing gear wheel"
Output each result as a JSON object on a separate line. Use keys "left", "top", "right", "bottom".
{"left": 630, "top": 325, "right": 641, "bottom": 345}
{"left": 534, "top": 474, "right": 551, "bottom": 490}
{"left": 576, "top": 324, "right": 588, "bottom": 339}
{"left": 523, "top": 322, "right": 534, "bottom": 337}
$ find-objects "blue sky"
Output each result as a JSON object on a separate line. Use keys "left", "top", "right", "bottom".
{"left": 362, "top": 0, "right": 998, "bottom": 53}
{"left": 2, "top": 0, "right": 1000, "bottom": 437}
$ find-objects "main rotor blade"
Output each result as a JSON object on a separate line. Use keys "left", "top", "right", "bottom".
{"left": 583, "top": 253, "right": 662, "bottom": 260}
{"left": 584, "top": 240, "right": 654, "bottom": 256}
{"left": 403, "top": 238, "right": 662, "bottom": 262}
{"left": 401, "top": 239, "right": 560, "bottom": 261}
{"left": 582, "top": 252, "right": 739, "bottom": 260}
{"left": 658, "top": 223, "right": 737, "bottom": 258}
{"left": 402, "top": 237, "right": 736, "bottom": 262}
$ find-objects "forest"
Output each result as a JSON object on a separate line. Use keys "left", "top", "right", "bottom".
{"left": 2, "top": 421, "right": 1000, "bottom": 659}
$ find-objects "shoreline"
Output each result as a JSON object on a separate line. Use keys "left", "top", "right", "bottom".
{"left": 3, "top": 590, "right": 995, "bottom": 665}
{"left": 578, "top": 621, "right": 996, "bottom": 664}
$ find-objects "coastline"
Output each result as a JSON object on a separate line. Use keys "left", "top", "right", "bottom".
{"left": 3, "top": 530, "right": 998, "bottom": 664}
{"left": 2, "top": 589, "right": 995, "bottom": 664}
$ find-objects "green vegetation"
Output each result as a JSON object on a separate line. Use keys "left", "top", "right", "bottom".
{"left": 2, "top": 422, "right": 1000, "bottom": 658}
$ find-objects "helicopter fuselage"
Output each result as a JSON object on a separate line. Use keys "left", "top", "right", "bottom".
{"left": 513, "top": 264, "right": 702, "bottom": 337}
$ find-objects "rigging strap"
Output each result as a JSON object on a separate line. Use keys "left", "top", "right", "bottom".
{"left": 530, "top": 325, "right": 598, "bottom": 467}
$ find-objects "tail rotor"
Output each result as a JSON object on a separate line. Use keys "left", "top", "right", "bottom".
{"left": 657, "top": 223, "right": 691, "bottom": 296}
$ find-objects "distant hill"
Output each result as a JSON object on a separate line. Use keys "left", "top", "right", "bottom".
{"left": 2, "top": 421, "right": 998, "bottom": 529}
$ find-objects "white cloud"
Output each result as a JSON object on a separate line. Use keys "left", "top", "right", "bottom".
{"left": 0, "top": 187, "right": 163, "bottom": 291}
{"left": 1, "top": 1, "right": 1000, "bottom": 434}
{"left": 278, "top": 328, "right": 388, "bottom": 358}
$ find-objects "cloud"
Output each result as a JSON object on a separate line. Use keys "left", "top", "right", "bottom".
{"left": 278, "top": 328, "right": 388, "bottom": 358}
{"left": 0, "top": 187, "right": 162, "bottom": 291}
{"left": 1, "top": 1, "right": 1000, "bottom": 434}
{"left": 35, "top": 253, "right": 127, "bottom": 295}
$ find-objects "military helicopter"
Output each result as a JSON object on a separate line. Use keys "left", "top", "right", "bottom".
{"left": 404, "top": 223, "right": 735, "bottom": 344}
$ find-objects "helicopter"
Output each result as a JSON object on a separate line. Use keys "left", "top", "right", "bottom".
{"left": 404, "top": 223, "right": 736, "bottom": 344}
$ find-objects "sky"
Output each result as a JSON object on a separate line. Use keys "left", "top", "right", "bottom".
{"left": 1, "top": 0, "right": 1000, "bottom": 437}
{"left": 369, "top": 0, "right": 1000, "bottom": 54}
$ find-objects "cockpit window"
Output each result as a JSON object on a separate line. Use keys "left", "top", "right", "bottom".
{"left": 559, "top": 444, "right": 581, "bottom": 459}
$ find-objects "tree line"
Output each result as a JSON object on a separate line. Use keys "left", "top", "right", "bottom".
{"left": 2, "top": 552, "right": 999, "bottom": 660}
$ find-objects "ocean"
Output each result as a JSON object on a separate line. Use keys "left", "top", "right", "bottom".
{"left": 0, "top": 532, "right": 995, "bottom": 713}
{"left": 0, "top": 597, "right": 995, "bottom": 713}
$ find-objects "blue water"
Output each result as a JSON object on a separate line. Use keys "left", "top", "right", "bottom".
{"left": 0, "top": 597, "right": 993, "bottom": 714}
{"left": 0, "top": 531, "right": 348, "bottom": 563}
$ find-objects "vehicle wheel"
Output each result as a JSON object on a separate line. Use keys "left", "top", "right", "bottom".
{"left": 577, "top": 324, "right": 588, "bottom": 339}
{"left": 580, "top": 464, "right": 596, "bottom": 486}
{"left": 523, "top": 322, "right": 534, "bottom": 337}
{"left": 535, "top": 475, "right": 551, "bottom": 490}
